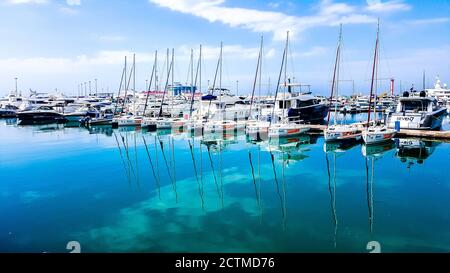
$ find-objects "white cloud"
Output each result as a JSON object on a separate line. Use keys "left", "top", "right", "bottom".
{"left": 148, "top": 0, "right": 377, "bottom": 41}
{"left": 1, "top": 0, "right": 48, "bottom": 4}
{"left": 0, "top": 44, "right": 270, "bottom": 76}
{"left": 406, "top": 17, "right": 450, "bottom": 25}
{"left": 66, "top": 0, "right": 80, "bottom": 6}
{"left": 365, "top": 0, "right": 411, "bottom": 13}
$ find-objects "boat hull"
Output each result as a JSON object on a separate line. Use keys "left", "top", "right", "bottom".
{"left": 17, "top": 112, "right": 66, "bottom": 124}
{"left": 387, "top": 108, "right": 447, "bottom": 130}
{"left": 287, "top": 104, "right": 329, "bottom": 123}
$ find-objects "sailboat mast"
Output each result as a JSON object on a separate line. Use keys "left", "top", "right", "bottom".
{"left": 143, "top": 51, "right": 157, "bottom": 115}
{"left": 159, "top": 49, "right": 173, "bottom": 117}
{"left": 205, "top": 43, "right": 222, "bottom": 122}
{"left": 123, "top": 56, "right": 127, "bottom": 111}
{"left": 219, "top": 42, "right": 223, "bottom": 119}
{"left": 191, "top": 48, "right": 194, "bottom": 99}
{"left": 283, "top": 31, "right": 289, "bottom": 121}
{"left": 270, "top": 32, "right": 288, "bottom": 126}
{"left": 199, "top": 44, "right": 202, "bottom": 115}
{"left": 249, "top": 36, "right": 263, "bottom": 121}
{"left": 258, "top": 37, "right": 263, "bottom": 120}
{"left": 367, "top": 19, "right": 380, "bottom": 127}
{"left": 133, "top": 54, "right": 136, "bottom": 115}
{"left": 171, "top": 48, "right": 175, "bottom": 116}
{"left": 327, "top": 24, "right": 342, "bottom": 127}
{"left": 423, "top": 70, "right": 426, "bottom": 90}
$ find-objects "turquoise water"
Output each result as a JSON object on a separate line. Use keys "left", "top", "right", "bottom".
{"left": 0, "top": 114, "right": 449, "bottom": 253}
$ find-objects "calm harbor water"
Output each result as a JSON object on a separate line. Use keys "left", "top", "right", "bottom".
{"left": 1, "top": 114, "right": 449, "bottom": 253}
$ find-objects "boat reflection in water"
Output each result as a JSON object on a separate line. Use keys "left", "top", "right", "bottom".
{"left": 268, "top": 135, "right": 318, "bottom": 164}
{"left": 395, "top": 138, "right": 440, "bottom": 167}
{"left": 4, "top": 118, "right": 18, "bottom": 126}
{"left": 86, "top": 126, "right": 113, "bottom": 137}
{"left": 28, "top": 123, "right": 66, "bottom": 133}
{"left": 361, "top": 140, "right": 395, "bottom": 157}
{"left": 361, "top": 141, "right": 395, "bottom": 237}
{"left": 323, "top": 138, "right": 360, "bottom": 153}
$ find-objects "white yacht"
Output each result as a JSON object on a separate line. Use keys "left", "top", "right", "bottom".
{"left": 387, "top": 91, "right": 447, "bottom": 130}
{"left": 362, "top": 125, "right": 396, "bottom": 145}
{"left": 426, "top": 76, "right": 450, "bottom": 102}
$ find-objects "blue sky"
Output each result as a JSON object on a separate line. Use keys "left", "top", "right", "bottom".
{"left": 0, "top": 0, "right": 449, "bottom": 96}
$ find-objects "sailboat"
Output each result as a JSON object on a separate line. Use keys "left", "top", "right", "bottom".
{"left": 203, "top": 42, "right": 238, "bottom": 134}
{"left": 245, "top": 36, "right": 271, "bottom": 140}
{"left": 155, "top": 49, "right": 188, "bottom": 130}
{"left": 268, "top": 31, "right": 310, "bottom": 138}
{"left": 184, "top": 46, "right": 205, "bottom": 133}
{"left": 141, "top": 51, "right": 159, "bottom": 131}
{"left": 113, "top": 55, "right": 144, "bottom": 127}
{"left": 362, "top": 20, "right": 396, "bottom": 145}
{"left": 324, "top": 24, "right": 361, "bottom": 142}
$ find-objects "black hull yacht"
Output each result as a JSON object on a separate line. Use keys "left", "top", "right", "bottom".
{"left": 286, "top": 95, "right": 329, "bottom": 123}
{"left": 17, "top": 106, "right": 67, "bottom": 125}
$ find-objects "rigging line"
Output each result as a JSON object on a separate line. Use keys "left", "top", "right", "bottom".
{"left": 248, "top": 36, "right": 263, "bottom": 122}
{"left": 122, "top": 57, "right": 135, "bottom": 110}
{"left": 287, "top": 34, "right": 296, "bottom": 81}
{"left": 142, "top": 135, "right": 160, "bottom": 199}
{"left": 121, "top": 56, "right": 128, "bottom": 110}
{"left": 188, "top": 139, "right": 204, "bottom": 210}
{"left": 113, "top": 131, "right": 131, "bottom": 185}
{"left": 113, "top": 66, "right": 126, "bottom": 115}
{"left": 185, "top": 49, "right": 192, "bottom": 85}
{"left": 206, "top": 42, "right": 222, "bottom": 122}
{"left": 158, "top": 49, "right": 174, "bottom": 117}
{"left": 143, "top": 51, "right": 157, "bottom": 115}
{"left": 270, "top": 32, "right": 288, "bottom": 127}
{"left": 207, "top": 144, "right": 221, "bottom": 204}
{"left": 190, "top": 45, "right": 201, "bottom": 118}
{"left": 327, "top": 24, "right": 342, "bottom": 127}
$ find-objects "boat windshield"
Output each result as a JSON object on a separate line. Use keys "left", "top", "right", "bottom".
{"left": 296, "top": 99, "right": 317, "bottom": 107}
{"left": 401, "top": 100, "right": 428, "bottom": 112}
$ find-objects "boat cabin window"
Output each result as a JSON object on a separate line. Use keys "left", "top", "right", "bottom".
{"left": 401, "top": 100, "right": 428, "bottom": 112}
{"left": 38, "top": 106, "right": 53, "bottom": 110}
{"left": 296, "top": 99, "right": 316, "bottom": 108}
{"left": 278, "top": 100, "right": 291, "bottom": 109}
